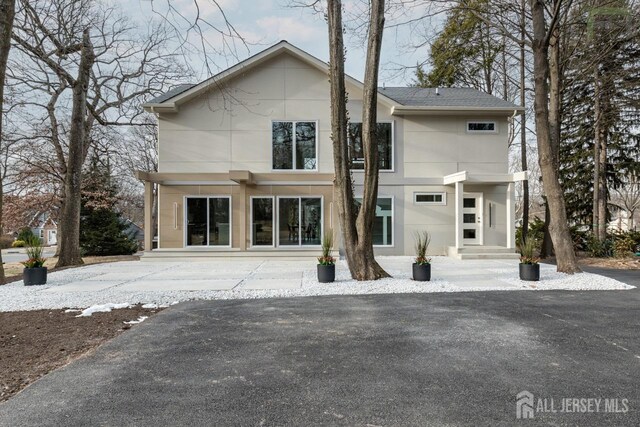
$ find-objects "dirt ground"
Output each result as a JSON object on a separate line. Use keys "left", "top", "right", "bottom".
{"left": 2, "top": 254, "right": 140, "bottom": 284}
{"left": 577, "top": 256, "right": 640, "bottom": 270}
{"left": 0, "top": 305, "right": 162, "bottom": 402}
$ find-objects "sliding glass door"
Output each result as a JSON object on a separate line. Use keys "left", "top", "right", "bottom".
{"left": 277, "top": 197, "right": 322, "bottom": 247}
{"left": 185, "top": 196, "right": 231, "bottom": 247}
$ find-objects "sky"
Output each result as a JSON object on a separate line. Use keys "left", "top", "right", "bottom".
{"left": 131, "top": 0, "right": 443, "bottom": 86}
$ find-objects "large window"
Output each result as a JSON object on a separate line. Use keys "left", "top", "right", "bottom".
{"left": 355, "top": 197, "right": 393, "bottom": 246}
{"left": 277, "top": 197, "right": 322, "bottom": 246}
{"left": 185, "top": 197, "right": 231, "bottom": 247}
{"left": 272, "top": 121, "right": 317, "bottom": 170}
{"left": 348, "top": 122, "right": 393, "bottom": 171}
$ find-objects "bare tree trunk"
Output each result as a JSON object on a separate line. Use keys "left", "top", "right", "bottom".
{"left": 530, "top": 0, "right": 580, "bottom": 273}
{"left": 327, "top": 0, "right": 389, "bottom": 280}
{"left": 519, "top": 0, "right": 529, "bottom": 242}
{"left": 0, "top": 0, "right": 15, "bottom": 284}
{"left": 56, "top": 29, "right": 95, "bottom": 268}
{"left": 540, "top": 201, "right": 554, "bottom": 258}
{"left": 592, "top": 67, "right": 602, "bottom": 239}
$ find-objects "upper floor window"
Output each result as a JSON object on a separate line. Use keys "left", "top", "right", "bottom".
{"left": 415, "top": 192, "right": 446, "bottom": 205}
{"left": 467, "top": 121, "right": 497, "bottom": 133}
{"left": 348, "top": 122, "right": 393, "bottom": 171}
{"left": 272, "top": 121, "right": 317, "bottom": 171}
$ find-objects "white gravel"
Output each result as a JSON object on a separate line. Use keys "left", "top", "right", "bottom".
{"left": 0, "top": 257, "right": 633, "bottom": 312}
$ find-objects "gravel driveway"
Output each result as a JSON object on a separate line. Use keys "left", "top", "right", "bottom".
{"left": 0, "top": 257, "right": 633, "bottom": 311}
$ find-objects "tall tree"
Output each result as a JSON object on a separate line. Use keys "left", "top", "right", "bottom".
{"left": 530, "top": 0, "right": 580, "bottom": 273}
{"left": 327, "top": 0, "right": 389, "bottom": 280}
{"left": 414, "top": 0, "right": 503, "bottom": 95}
{"left": 0, "top": 0, "right": 15, "bottom": 283}
{"left": 10, "top": 0, "right": 183, "bottom": 267}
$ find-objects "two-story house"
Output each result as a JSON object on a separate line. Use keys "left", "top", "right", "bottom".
{"left": 139, "top": 41, "right": 526, "bottom": 260}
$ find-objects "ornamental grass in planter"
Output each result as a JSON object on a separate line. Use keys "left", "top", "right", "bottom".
{"left": 22, "top": 236, "right": 47, "bottom": 286}
{"left": 519, "top": 236, "right": 540, "bottom": 281}
{"left": 317, "top": 231, "right": 336, "bottom": 283}
{"left": 412, "top": 230, "right": 432, "bottom": 282}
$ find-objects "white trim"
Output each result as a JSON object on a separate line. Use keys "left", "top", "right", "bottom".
{"left": 391, "top": 105, "right": 524, "bottom": 115}
{"left": 271, "top": 120, "right": 319, "bottom": 172}
{"left": 348, "top": 120, "right": 395, "bottom": 173}
{"left": 249, "top": 196, "right": 275, "bottom": 248}
{"left": 414, "top": 192, "right": 447, "bottom": 206}
{"left": 354, "top": 195, "right": 395, "bottom": 247}
{"left": 183, "top": 195, "right": 233, "bottom": 248}
{"left": 466, "top": 121, "right": 498, "bottom": 134}
{"left": 275, "top": 196, "right": 324, "bottom": 248}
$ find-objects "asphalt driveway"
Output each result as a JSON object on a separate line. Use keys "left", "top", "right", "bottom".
{"left": 0, "top": 270, "right": 638, "bottom": 426}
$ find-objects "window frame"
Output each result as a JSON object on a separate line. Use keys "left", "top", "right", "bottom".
{"left": 275, "top": 195, "right": 324, "bottom": 248}
{"left": 466, "top": 121, "right": 498, "bottom": 134}
{"left": 271, "top": 120, "right": 319, "bottom": 172}
{"left": 183, "top": 195, "right": 233, "bottom": 248}
{"left": 354, "top": 195, "right": 394, "bottom": 247}
{"left": 249, "top": 196, "right": 275, "bottom": 248}
{"left": 414, "top": 192, "right": 447, "bottom": 206}
{"left": 348, "top": 120, "right": 395, "bottom": 173}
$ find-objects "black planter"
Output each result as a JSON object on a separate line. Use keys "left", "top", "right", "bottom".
{"left": 317, "top": 264, "right": 335, "bottom": 283}
{"left": 519, "top": 263, "right": 540, "bottom": 281}
{"left": 412, "top": 263, "right": 431, "bottom": 281}
{"left": 23, "top": 267, "right": 47, "bottom": 286}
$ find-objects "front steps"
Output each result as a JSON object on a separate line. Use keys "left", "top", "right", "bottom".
{"left": 447, "top": 246, "right": 520, "bottom": 260}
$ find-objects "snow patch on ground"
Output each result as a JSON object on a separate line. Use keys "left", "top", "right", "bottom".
{"left": 76, "top": 303, "right": 131, "bottom": 317}
{"left": 124, "top": 316, "right": 148, "bottom": 325}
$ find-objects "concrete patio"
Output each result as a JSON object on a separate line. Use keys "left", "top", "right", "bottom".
{"left": 0, "top": 257, "right": 632, "bottom": 312}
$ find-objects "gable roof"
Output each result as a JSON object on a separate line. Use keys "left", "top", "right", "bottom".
{"left": 143, "top": 41, "right": 522, "bottom": 115}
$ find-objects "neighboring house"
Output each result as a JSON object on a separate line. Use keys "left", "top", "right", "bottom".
{"left": 139, "top": 41, "right": 526, "bottom": 259}
{"left": 29, "top": 212, "right": 58, "bottom": 246}
{"left": 122, "top": 219, "right": 144, "bottom": 249}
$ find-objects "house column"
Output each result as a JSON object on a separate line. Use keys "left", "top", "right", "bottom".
{"left": 239, "top": 182, "right": 247, "bottom": 250}
{"left": 506, "top": 182, "right": 515, "bottom": 249}
{"left": 144, "top": 181, "right": 153, "bottom": 251}
{"left": 455, "top": 181, "right": 464, "bottom": 249}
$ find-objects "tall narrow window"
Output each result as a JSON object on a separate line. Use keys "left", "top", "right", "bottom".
{"left": 251, "top": 197, "right": 274, "bottom": 246}
{"left": 185, "top": 197, "right": 231, "bottom": 247}
{"left": 355, "top": 197, "right": 393, "bottom": 246}
{"left": 208, "top": 198, "right": 230, "bottom": 246}
{"left": 348, "top": 122, "right": 393, "bottom": 170}
{"left": 272, "top": 121, "right": 317, "bottom": 170}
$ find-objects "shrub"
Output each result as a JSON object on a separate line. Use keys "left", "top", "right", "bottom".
{"left": 17, "top": 227, "right": 36, "bottom": 243}
{"left": 12, "top": 240, "right": 25, "bottom": 248}
{"left": 586, "top": 235, "right": 613, "bottom": 258}
{"left": 613, "top": 235, "right": 636, "bottom": 258}
{"left": 21, "top": 236, "right": 46, "bottom": 268}
{"left": 0, "top": 235, "right": 14, "bottom": 249}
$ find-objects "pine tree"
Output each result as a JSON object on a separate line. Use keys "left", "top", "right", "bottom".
{"left": 80, "top": 153, "right": 138, "bottom": 256}
{"left": 559, "top": 1, "right": 640, "bottom": 228}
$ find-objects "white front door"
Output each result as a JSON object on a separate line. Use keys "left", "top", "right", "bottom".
{"left": 47, "top": 229, "right": 57, "bottom": 245}
{"left": 462, "top": 192, "right": 483, "bottom": 245}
